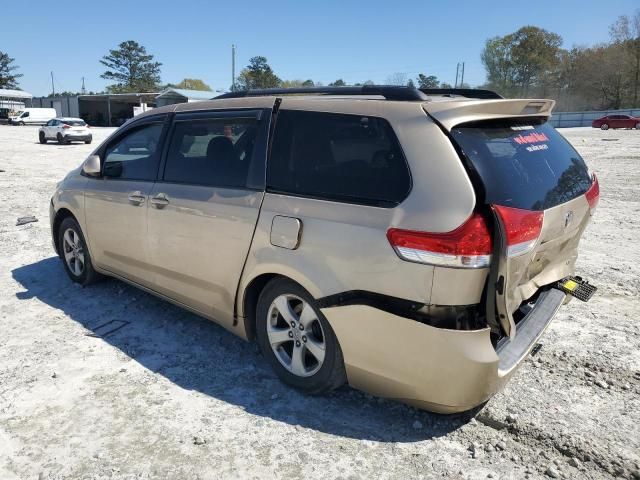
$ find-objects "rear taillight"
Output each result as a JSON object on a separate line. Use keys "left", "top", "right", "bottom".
{"left": 585, "top": 173, "right": 599, "bottom": 212}
{"left": 62, "top": 124, "right": 70, "bottom": 129}
{"left": 493, "top": 205, "right": 543, "bottom": 257}
{"left": 387, "top": 213, "right": 492, "bottom": 268}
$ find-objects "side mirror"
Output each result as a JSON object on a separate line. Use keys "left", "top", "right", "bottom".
{"left": 82, "top": 154, "right": 101, "bottom": 177}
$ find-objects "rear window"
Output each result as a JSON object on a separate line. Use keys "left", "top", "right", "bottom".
{"left": 451, "top": 120, "right": 592, "bottom": 211}
{"left": 268, "top": 110, "right": 411, "bottom": 207}
{"left": 61, "top": 119, "right": 86, "bottom": 126}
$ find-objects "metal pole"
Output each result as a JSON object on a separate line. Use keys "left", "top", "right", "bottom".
{"left": 81, "top": 77, "right": 86, "bottom": 94}
{"left": 51, "top": 71, "right": 55, "bottom": 97}
{"left": 460, "top": 62, "right": 465, "bottom": 88}
{"left": 231, "top": 44, "right": 236, "bottom": 92}
{"left": 454, "top": 63, "right": 460, "bottom": 89}
{"left": 107, "top": 95, "right": 111, "bottom": 127}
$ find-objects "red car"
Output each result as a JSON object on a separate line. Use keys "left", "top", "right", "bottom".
{"left": 592, "top": 114, "right": 640, "bottom": 130}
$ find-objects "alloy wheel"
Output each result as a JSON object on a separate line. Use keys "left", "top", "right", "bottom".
{"left": 266, "top": 294, "right": 326, "bottom": 377}
{"left": 62, "top": 228, "right": 85, "bottom": 276}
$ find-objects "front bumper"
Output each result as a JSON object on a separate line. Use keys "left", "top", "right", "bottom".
{"left": 321, "top": 288, "right": 566, "bottom": 413}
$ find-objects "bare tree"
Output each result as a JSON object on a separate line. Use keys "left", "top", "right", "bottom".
{"left": 610, "top": 9, "right": 640, "bottom": 105}
{"left": 386, "top": 72, "right": 408, "bottom": 86}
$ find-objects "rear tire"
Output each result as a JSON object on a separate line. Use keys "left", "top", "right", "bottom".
{"left": 57, "top": 133, "right": 66, "bottom": 145}
{"left": 39, "top": 132, "right": 47, "bottom": 144}
{"left": 85, "top": 138, "right": 92, "bottom": 144}
{"left": 58, "top": 217, "right": 102, "bottom": 286}
{"left": 601, "top": 123, "right": 609, "bottom": 130}
{"left": 635, "top": 123, "right": 640, "bottom": 130}
{"left": 256, "top": 278, "right": 346, "bottom": 395}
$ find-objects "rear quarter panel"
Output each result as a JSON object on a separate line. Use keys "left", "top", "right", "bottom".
{"left": 237, "top": 100, "right": 482, "bottom": 320}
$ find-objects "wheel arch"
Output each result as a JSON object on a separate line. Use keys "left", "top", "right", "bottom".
{"left": 52, "top": 207, "right": 78, "bottom": 254}
{"left": 240, "top": 271, "right": 321, "bottom": 342}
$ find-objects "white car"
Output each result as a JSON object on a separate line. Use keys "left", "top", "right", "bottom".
{"left": 39, "top": 118, "right": 92, "bottom": 145}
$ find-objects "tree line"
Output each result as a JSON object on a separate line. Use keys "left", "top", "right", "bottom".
{"left": 481, "top": 10, "right": 640, "bottom": 110}
{"left": 1, "top": 9, "right": 638, "bottom": 112}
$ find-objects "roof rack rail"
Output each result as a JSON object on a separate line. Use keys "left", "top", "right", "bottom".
{"left": 419, "top": 88, "right": 503, "bottom": 100}
{"left": 215, "top": 85, "right": 428, "bottom": 101}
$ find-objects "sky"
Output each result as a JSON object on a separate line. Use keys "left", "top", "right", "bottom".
{"left": 3, "top": 0, "right": 638, "bottom": 96}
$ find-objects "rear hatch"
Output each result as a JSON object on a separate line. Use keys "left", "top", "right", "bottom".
{"left": 62, "top": 119, "right": 88, "bottom": 133}
{"left": 426, "top": 100, "right": 599, "bottom": 338}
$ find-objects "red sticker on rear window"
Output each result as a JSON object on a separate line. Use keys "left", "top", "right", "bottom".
{"left": 513, "top": 132, "right": 549, "bottom": 145}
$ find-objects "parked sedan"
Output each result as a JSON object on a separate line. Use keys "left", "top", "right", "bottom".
{"left": 39, "top": 118, "right": 92, "bottom": 144}
{"left": 592, "top": 114, "right": 640, "bottom": 130}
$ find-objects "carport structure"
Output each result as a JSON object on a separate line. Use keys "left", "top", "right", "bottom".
{"left": 155, "top": 88, "right": 214, "bottom": 107}
{"left": 0, "top": 89, "right": 32, "bottom": 120}
{"left": 78, "top": 93, "right": 157, "bottom": 127}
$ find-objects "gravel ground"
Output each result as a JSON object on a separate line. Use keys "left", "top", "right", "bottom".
{"left": 0, "top": 125, "right": 638, "bottom": 480}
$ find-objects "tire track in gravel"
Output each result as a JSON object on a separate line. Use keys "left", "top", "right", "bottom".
{"left": 530, "top": 351, "right": 640, "bottom": 393}
{"left": 475, "top": 409, "right": 636, "bottom": 479}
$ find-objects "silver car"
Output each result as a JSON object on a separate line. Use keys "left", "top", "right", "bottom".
{"left": 50, "top": 86, "right": 599, "bottom": 413}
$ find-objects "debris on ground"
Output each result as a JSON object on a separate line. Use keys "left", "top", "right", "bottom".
{"left": 16, "top": 215, "right": 38, "bottom": 226}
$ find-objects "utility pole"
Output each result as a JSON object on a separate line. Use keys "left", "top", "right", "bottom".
{"left": 231, "top": 44, "right": 236, "bottom": 92}
{"left": 454, "top": 63, "right": 460, "bottom": 88}
{"left": 81, "top": 77, "right": 86, "bottom": 94}
{"left": 460, "top": 62, "right": 465, "bottom": 88}
{"left": 51, "top": 71, "right": 55, "bottom": 97}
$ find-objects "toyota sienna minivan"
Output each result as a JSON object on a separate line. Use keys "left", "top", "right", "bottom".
{"left": 50, "top": 86, "right": 599, "bottom": 413}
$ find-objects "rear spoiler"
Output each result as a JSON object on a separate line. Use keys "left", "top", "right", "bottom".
{"left": 424, "top": 99, "right": 555, "bottom": 131}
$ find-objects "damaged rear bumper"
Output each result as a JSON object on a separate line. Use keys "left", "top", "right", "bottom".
{"left": 321, "top": 288, "right": 566, "bottom": 413}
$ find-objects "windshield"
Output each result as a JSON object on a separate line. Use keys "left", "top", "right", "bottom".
{"left": 451, "top": 119, "right": 592, "bottom": 211}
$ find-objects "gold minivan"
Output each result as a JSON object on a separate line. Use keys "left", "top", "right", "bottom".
{"left": 50, "top": 86, "right": 599, "bottom": 413}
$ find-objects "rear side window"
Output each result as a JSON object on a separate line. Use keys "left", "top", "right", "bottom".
{"left": 268, "top": 110, "right": 411, "bottom": 207}
{"left": 451, "top": 120, "right": 592, "bottom": 210}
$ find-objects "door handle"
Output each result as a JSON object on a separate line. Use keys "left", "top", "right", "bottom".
{"left": 150, "top": 193, "right": 170, "bottom": 208}
{"left": 127, "top": 191, "right": 146, "bottom": 206}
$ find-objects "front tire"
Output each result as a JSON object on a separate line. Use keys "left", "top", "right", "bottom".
{"left": 58, "top": 217, "right": 101, "bottom": 286}
{"left": 601, "top": 123, "right": 609, "bottom": 130}
{"left": 256, "top": 279, "right": 346, "bottom": 395}
{"left": 18, "top": 121, "right": 25, "bottom": 126}
{"left": 39, "top": 132, "right": 47, "bottom": 144}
